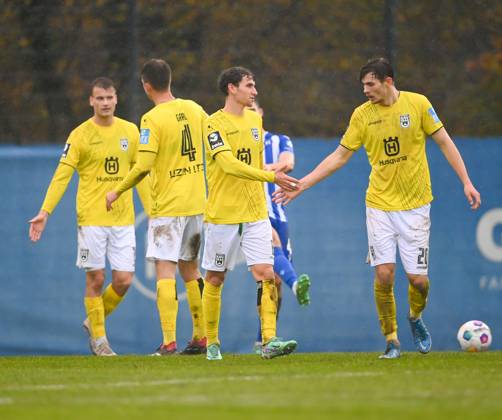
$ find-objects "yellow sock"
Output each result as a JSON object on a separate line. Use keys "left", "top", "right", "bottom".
{"left": 258, "top": 280, "right": 277, "bottom": 344}
{"left": 185, "top": 278, "right": 205, "bottom": 340}
{"left": 102, "top": 284, "right": 124, "bottom": 317}
{"left": 202, "top": 281, "right": 222, "bottom": 346}
{"left": 84, "top": 296, "right": 105, "bottom": 339}
{"left": 408, "top": 280, "right": 430, "bottom": 319}
{"left": 157, "top": 278, "right": 178, "bottom": 345}
{"left": 374, "top": 280, "right": 397, "bottom": 342}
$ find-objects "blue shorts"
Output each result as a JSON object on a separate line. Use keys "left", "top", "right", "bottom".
{"left": 270, "top": 217, "right": 292, "bottom": 261}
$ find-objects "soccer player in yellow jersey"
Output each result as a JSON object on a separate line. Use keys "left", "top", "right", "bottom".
{"left": 28, "top": 77, "right": 150, "bottom": 356}
{"left": 202, "top": 66, "right": 300, "bottom": 361}
{"left": 274, "top": 58, "right": 481, "bottom": 359}
{"left": 106, "top": 59, "right": 208, "bottom": 355}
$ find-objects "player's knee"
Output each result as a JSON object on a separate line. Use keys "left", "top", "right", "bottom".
{"left": 407, "top": 273, "right": 429, "bottom": 291}
{"left": 251, "top": 264, "right": 274, "bottom": 281}
{"left": 375, "top": 264, "right": 395, "bottom": 285}
{"left": 111, "top": 271, "right": 133, "bottom": 293}
{"left": 179, "top": 259, "right": 201, "bottom": 281}
{"left": 205, "top": 270, "right": 225, "bottom": 287}
{"left": 86, "top": 269, "right": 106, "bottom": 292}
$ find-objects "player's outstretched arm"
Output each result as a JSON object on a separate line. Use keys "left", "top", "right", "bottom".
{"left": 28, "top": 210, "right": 49, "bottom": 242}
{"left": 214, "top": 150, "right": 299, "bottom": 191}
{"left": 273, "top": 145, "right": 353, "bottom": 205}
{"left": 431, "top": 128, "right": 481, "bottom": 210}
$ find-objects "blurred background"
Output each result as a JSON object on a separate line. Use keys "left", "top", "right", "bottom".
{"left": 0, "top": 0, "right": 501, "bottom": 355}
{"left": 0, "top": 0, "right": 500, "bottom": 144}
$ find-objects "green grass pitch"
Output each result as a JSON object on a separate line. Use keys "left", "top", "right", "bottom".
{"left": 1, "top": 352, "right": 502, "bottom": 419}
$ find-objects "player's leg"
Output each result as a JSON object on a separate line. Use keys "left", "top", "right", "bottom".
{"left": 202, "top": 270, "right": 225, "bottom": 361}
{"left": 374, "top": 263, "right": 400, "bottom": 359}
{"left": 146, "top": 217, "right": 184, "bottom": 355}
{"left": 397, "top": 204, "right": 432, "bottom": 353}
{"left": 105, "top": 225, "right": 136, "bottom": 318}
{"left": 272, "top": 219, "right": 311, "bottom": 306}
{"left": 78, "top": 226, "right": 115, "bottom": 356}
{"left": 366, "top": 207, "right": 400, "bottom": 359}
{"left": 201, "top": 223, "right": 240, "bottom": 361}
{"left": 243, "top": 220, "right": 297, "bottom": 359}
{"left": 179, "top": 259, "right": 206, "bottom": 354}
{"left": 178, "top": 215, "right": 206, "bottom": 354}
{"left": 153, "top": 259, "right": 178, "bottom": 355}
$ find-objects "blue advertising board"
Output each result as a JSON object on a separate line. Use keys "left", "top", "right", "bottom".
{"left": 0, "top": 138, "right": 500, "bottom": 355}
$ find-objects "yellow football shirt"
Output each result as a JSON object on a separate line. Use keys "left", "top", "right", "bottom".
{"left": 204, "top": 109, "right": 269, "bottom": 224}
{"left": 139, "top": 99, "right": 207, "bottom": 217}
{"left": 42, "top": 117, "right": 141, "bottom": 225}
{"left": 340, "top": 91, "right": 443, "bottom": 211}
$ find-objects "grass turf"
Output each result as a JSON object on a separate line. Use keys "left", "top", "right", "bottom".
{"left": 0, "top": 352, "right": 501, "bottom": 419}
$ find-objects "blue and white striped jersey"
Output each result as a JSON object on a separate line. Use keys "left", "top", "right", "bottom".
{"left": 264, "top": 130, "right": 294, "bottom": 221}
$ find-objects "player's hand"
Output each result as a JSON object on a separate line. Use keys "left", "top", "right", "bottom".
{"left": 28, "top": 211, "right": 49, "bottom": 242}
{"left": 464, "top": 183, "right": 481, "bottom": 210}
{"left": 272, "top": 186, "right": 303, "bottom": 205}
{"left": 106, "top": 191, "right": 119, "bottom": 211}
{"left": 274, "top": 171, "right": 299, "bottom": 192}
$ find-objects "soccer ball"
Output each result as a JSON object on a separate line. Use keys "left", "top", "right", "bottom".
{"left": 457, "top": 320, "right": 492, "bottom": 352}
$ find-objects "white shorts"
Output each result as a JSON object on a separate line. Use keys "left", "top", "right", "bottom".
{"left": 76, "top": 225, "right": 135, "bottom": 272}
{"left": 366, "top": 204, "right": 431, "bottom": 275}
{"left": 202, "top": 220, "right": 273, "bottom": 272}
{"left": 146, "top": 215, "right": 203, "bottom": 262}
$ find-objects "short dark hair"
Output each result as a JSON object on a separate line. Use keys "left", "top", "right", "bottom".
{"left": 359, "top": 58, "right": 394, "bottom": 82}
{"left": 218, "top": 66, "right": 254, "bottom": 95}
{"left": 90, "top": 77, "right": 115, "bottom": 95}
{"left": 141, "top": 59, "right": 172, "bottom": 91}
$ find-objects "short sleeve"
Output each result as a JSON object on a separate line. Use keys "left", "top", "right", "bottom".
{"left": 340, "top": 109, "right": 364, "bottom": 151}
{"left": 204, "top": 118, "right": 232, "bottom": 159}
{"left": 139, "top": 115, "right": 159, "bottom": 154}
{"left": 278, "top": 135, "right": 294, "bottom": 154}
{"left": 420, "top": 95, "right": 443, "bottom": 135}
{"left": 59, "top": 130, "right": 80, "bottom": 168}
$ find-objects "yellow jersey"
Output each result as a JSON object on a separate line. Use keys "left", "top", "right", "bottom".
{"left": 204, "top": 109, "right": 269, "bottom": 224}
{"left": 340, "top": 91, "right": 443, "bottom": 211}
{"left": 42, "top": 117, "right": 141, "bottom": 226}
{"left": 139, "top": 99, "right": 207, "bottom": 217}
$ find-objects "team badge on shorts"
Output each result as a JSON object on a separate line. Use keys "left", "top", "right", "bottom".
{"left": 251, "top": 128, "right": 259, "bottom": 141}
{"left": 215, "top": 253, "right": 225, "bottom": 268}
{"left": 400, "top": 114, "right": 410, "bottom": 128}
{"left": 120, "top": 138, "right": 129, "bottom": 151}
{"left": 80, "top": 249, "right": 89, "bottom": 262}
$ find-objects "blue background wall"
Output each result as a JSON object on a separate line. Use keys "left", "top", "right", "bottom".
{"left": 1, "top": 138, "right": 501, "bottom": 355}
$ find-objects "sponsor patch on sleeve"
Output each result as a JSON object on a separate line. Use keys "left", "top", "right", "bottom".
{"left": 428, "top": 107, "right": 440, "bottom": 123}
{"left": 62, "top": 143, "right": 71, "bottom": 158}
{"left": 207, "top": 131, "right": 224, "bottom": 150}
{"left": 140, "top": 128, "right": 150, "bottom": 144}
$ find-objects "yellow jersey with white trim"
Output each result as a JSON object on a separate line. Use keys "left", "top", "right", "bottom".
{"left": 204, "top": 109, "right": 268, "bottom": 224}
{"left": 139, "top": 99, "right": 207, "bottom": 217}
{"left": 340, "top": 91, "right": 443, "bottom": 211}
{"left": 58, "top": 117, "right": 140, "bottom": 226}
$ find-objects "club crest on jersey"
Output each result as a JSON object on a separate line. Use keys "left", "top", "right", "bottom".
{"left": 208, "top": 131, "right": 224, "bottom": 150}
{"left": 62, "top": 143, "right": 71, "bottom": 158}
{"left": 251, "top": 127, "right": 260, "bottom": 141}
{"left": 400, "top": 114, "right": 410, "bottom": 128}
{"left": 120, "top": 138, "right": 129, "bottom": 151}
{"left": 140, "top": 128, "right": 150, "bottom": 144}
{"left": 215, "top": 253, "right": 225, "bottom": 267}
